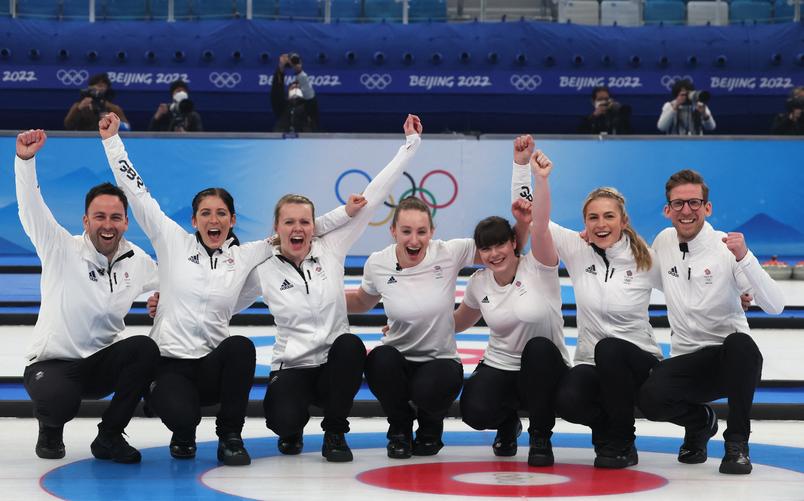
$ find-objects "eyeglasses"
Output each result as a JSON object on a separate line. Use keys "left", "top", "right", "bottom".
{"left": 668, "top": 198, "right": 706, "bottom": 211}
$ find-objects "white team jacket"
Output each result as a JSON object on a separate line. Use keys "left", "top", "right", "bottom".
{"left": 653, "top": 222, "right": 785, "bottom": 356}
{"left": 15, "top": 155, "right": 158, "bottom": 364}
{"left": 240, "top": 133, "right": 422, "bottom": 370}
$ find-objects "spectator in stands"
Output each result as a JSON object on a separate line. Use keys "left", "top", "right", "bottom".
{"left": 64, "top": 73, "right": 130, "bottom": 131}
{"left": 148, "top": 80, "right": 203, "bottom": 133}
{"left": 771, "top": 86, "right": 803, "bottom": 135}
{"left": 271, "top": 52, "right": 319, "bottom": 133}
{"left": 578, "top": 86, "right": 631, "bottom": 135}
{"left": 658, "top": 79, "right": 715, "bottom": 135}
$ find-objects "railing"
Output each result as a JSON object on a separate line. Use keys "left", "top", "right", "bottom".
{"left": 5, "top": 0, "right": 802, "bottom": 24}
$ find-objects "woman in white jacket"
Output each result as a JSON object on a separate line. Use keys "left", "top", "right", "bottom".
{"left": 99, "top": 113, "right": 354, "bottom": 466}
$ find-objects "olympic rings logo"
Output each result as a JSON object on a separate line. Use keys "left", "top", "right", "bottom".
{"left": 360, "top": 73, "right": 392, "bottom": 91}
{"left": 509, "top": 74, "right": 542, "bottom": 91}
{"left": 56, "top": 69, "right": 89, "bottom": 86}
{"left": 209, "top": 72, "right": 242, "bottom": 88}
{"left": 660, "top": 75, "right": 693, "bottom": 91}
{"left": 335, "top": 169, "right": 459, "bottom": 227}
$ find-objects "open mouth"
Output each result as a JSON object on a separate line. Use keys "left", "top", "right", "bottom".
{"left": 207, "top": 228, "right": 222, "bottom": 240}
{"left": 290, "top": 236, "right": 305, "bottom": 249}
{"left": 488, "top": 256, "right": 505, "bottom": 266}
{"left": 594, "top": 231, "right": 611, "bottom": 238}
{"left": 405, "top": 246, "right": 421, "bottom": 258}
{"left": 99, "top": 232, "right": 115, "bottom": 242}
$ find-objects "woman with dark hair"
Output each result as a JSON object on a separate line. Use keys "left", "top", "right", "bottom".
{"left": 454, "top": 211, "right": 568, "bottom": 466}
{"left": 511, "top": 134, "right": 662, "bottom": 469}
{"left": 99, "top": 113, "right": 356, "bottom": 465}
{"left": 346, "top": 195, "right": 483, "bottom": 460}
{"left": 239, "top": 115, "right": 423, "bottom": 463}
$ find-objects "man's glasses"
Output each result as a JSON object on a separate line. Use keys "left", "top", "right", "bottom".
{"left": 668, "top": 198, "right": 705, "bottom": 211}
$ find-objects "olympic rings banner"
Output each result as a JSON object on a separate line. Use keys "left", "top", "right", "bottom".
{"left": 0, "top": 66, "right": 800, "bottom": 95}
{"left": 0, "top": 135, "right": 803, "bottom": 257}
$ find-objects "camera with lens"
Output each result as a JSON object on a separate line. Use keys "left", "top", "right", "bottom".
{"left": 285, "top": 52, "right": 302, "bottom": 68}
{"left": 169, "top": 99, "right": 195, "bottom": 131}
{"left": 688, "top": 90, "right": 711, "bottom": 105}
{"left": 79, "top": 87, "right": 106, "bottom": 114}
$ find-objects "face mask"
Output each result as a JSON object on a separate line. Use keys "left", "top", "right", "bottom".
{"left": 173, "top": 90, "right": 189, "bottom": 103}
{"left": 288, "top": 88, "right": 303, "bottom": 100}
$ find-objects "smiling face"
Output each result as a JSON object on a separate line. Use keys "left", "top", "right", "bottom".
{"left": 83, "top": 194, "right": 128, "bottom": 261}
{"left": 478, "top": 239, "right": 517, "bottom": 277}
{"left": 391, "top": 209, "right": 434, "bottom": 269}
{"left": 192, "top": 195, "right": 235, "bottom": 249}
{"left": 275, "top": 202, "right": 315, "bottom": 265}
{"left": 583, "top": 197, "right": 626, "bottom": 250}
{"left": 664, "top": 183, "right": 712, "bottom": 242}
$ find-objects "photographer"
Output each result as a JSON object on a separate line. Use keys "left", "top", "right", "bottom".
{"left": 148, "top": 80, "right": 203, "bottom": 132}
{"left": 271, "top": 52, "right": 319, "bottom": 133}
{"left": 64, "top": 73, "right": 129, "bottom": 131}
{"left": 771, "top": 86, "right": 803, "bottom": 135}
{"left": 657, "top": 79, "right": 715, "bottom": 135}
{"left": 578, "top": 86, "right": 631, "bottom": 135}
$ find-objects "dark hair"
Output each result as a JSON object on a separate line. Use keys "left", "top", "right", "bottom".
{"left": 390, "top": 196, "right": 434, "bottom": 229}
{"left": 671, "top": 79, "right": 694, "bottom": 98}
{"left": 665, "top": 169, "right": 709, "bottom": 202}
{"left": 88, "top": 72, "right": 115, "bottom": 100}
{"left": 591, "top": 86, "right": 610, "bottom": 100}
{"left": 169, "top": 80, "right": 189, "bottom": 94}
{"left": 473, "top": 216, "right": 515, "bottom": 250}
{"left": 85, "top": 182, "right": 128, "bottom": 214}
{"left": 191, "top": 188, "right": 237, "bottom": 241}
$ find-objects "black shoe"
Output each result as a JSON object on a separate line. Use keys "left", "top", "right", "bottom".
{"left": 90, "top": 430, "right": 141, "bottom": 464}
{"left": 217, "top": 433, "right": 251, "bottom": 466}
{"left": 36, "top": 423, "right": 65, "bottom": 460}
{"left": 277, "top": 434, "right": 304, "bottom": 455}
{"left": 412, "top": 436, "right": 443, "bottom": 456}
{"left": 594, "top": 442, "right": 638, "bottom": 469}
{"left": 493, "top": 419, "right": 522, "bottom": 457}
{"left": 387, "top": 433, "right": 413, "bottom": 459}
{"left": 719, "top": 441, "right": 752, "bottom": 474}
{"left": 679, "top": 404, "right": 718, "bottom": 464}
{"left": 169, "top": 433, "right": 197, "bottom": 460}
{"left": 528, "top": 433, "right": 555, "bottom": 467}
{"left": 322, "top": 432, "right": 353, "bottom": 462}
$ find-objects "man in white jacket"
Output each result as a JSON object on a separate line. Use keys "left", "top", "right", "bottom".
{"left": 639, "top": 169, "right": 785, "bottom": 475}
{"left": 15, "top": 129, "right": 160, "bottom": 463}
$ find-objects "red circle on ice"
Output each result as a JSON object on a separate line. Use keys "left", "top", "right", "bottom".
{"left": 357, "top": 461, "right": 668, "bottom": 497}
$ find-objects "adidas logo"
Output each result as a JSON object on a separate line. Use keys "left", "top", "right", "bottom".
{"left": 88, "top": 270, "right": 97, "bottom": 282}
{"left": 279, "top": 279, "right": 294, "bottom": 291}
{"left": 585, "top": 264, "right": 597, "bottom": 275}
{"left": 188, "top": 254, "right": 200, "bottom": 264}
{"left": 387, "top": 276, "right": 397, "bottom": 284}
{"left": 481, "top": 296, "right": 490, "bottom": 304}
{"left": 668, "top": 266, "right": 679, "bottom": 278}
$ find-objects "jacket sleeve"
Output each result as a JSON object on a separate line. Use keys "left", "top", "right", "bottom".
{"left": 102, "top": 134, "right": 185, "bottom": 244}
{"left": 270, "top": 67, "right": 287, "bottom": 117}
{"left": 234, "top": 268, "right": 262, "bottom": 313}
{"left": 314, "top": 205, "right": 350, "bottom": 237}
{"left": 296, "top": 71, "right": 316, "bottom": 99}
{"left": 734, "top": 250, "right": 785, "bottom": 314}
{"left": 14, "top": 155, "right": 71, "bottom": 257}
{"left": 657, "top": 102, "right": 675, "bottom": 132}
{"left": 511, "top": 161, "right": 532, "bottom": 204}
{"left": 323, "top": 134, "right": 422, "bottom": 259}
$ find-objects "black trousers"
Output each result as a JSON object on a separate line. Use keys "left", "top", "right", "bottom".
{"left": 461, "top": 337, "right": 569, "bottom": 436}
{"left": 555, "top": 363, "right": 608, "bottom": 445}
{"left": 24, "top": 335, "right": 159, "bottom": 434}
{"left": 594, "top": 337, "right": 661, "bottom": 443}
{"left": 365, "top": 344, "right": 463, "bottom": 439}
{"left": 638, "top": 332, "right": 762, "bottom": 442}
{"left": 148, "top": 335, "right": 256, "bottom": 439}
{"left": 264, "top": 333, "right": 366, "bottom": 437}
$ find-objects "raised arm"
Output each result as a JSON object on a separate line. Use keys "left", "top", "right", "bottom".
{"left": 314, "top": 194, "right": 367, "bottom": 237}
{"left": 529, "top": 148, "right": 559, "bottom": 267}
{"left": 725, "top": 234, "right": 785, "bottom": 315}
{"left": 99, "top": 112, "right": 183, "bottom": 242}
{"left": 324, "top": 114, "right": 423, "bottom": 257}
{"left": 14, "top": 130, "right": 71, "bottom": 253}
